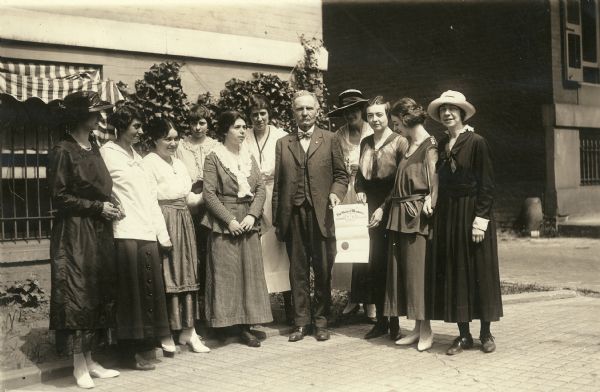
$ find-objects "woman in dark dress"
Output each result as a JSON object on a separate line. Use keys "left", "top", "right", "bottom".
{"left": 382, "top": 98, "right": 438, "bottom": 352}
{"left": 48, "top": 91, "right": 121, "bottom": 389}
{"left": 355, "top": 96, "right": 408, "bottom": 340}
{"left": 426, "top": 90, "right": 503, "bottom": 355}
{"left": 202, "top": 111, "right": 272, "bottom": 347}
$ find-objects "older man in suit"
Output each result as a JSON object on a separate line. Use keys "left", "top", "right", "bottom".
{"left": 272, "top": 90, "right": 349, "bottom": 342}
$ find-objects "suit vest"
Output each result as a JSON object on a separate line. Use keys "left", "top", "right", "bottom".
{"left": 293, "top": 146, "right": 313, "bottom": 206}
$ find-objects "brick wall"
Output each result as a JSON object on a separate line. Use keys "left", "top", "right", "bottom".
{"left": 323, "top": 0, "right": 554, "bottom": 227}
{"left": 19, "top": 1, "right": 323, "bottom": 43}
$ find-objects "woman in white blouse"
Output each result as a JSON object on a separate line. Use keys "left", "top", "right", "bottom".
{"left": 102, "top": 104, "right": 172, "bottom": 371}
{"left": 243, "top": 95, "right": 293, "bottom": 324}
{"left": 142, "top": 118, "right": 209, "bottom": 355}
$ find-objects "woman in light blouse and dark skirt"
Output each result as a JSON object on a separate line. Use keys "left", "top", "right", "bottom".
{"left": 102, "top": 104, "right": 172, "bottom": 371}
{"left": 202, "top": 110, "right": 272, "bottom": 347}
{"left": 142, "top": 118, "right": 210, "bottom": 355}
{"left": 381, "top": 98, "right": 438, "bottom": 352}
{"left": 426, "top": 90, "right": 503, "bottom": 355}
{"left": 355, "top": 96, "right": 408, "bottom": 340}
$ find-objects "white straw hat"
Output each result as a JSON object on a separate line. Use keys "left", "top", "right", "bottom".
{"left": 427, "top": 90, "right": 476, "bottom": 123}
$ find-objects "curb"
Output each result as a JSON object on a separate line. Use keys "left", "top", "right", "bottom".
{"left": 1, "top": 323, "right": 294, "bottom": 392}
{"left": 502, "top": 289, "right": 577, "bottom": 305}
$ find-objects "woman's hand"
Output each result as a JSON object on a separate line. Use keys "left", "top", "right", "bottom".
{"left": 228, "top": 219, "right": 244, "bottom": 236}
{"left": 101, "top": 202, "right": 121, "bottom": 220}
{"left": 472, "top": 227, "right": 485, "bottom": 243}
{"left": 367, "top": 208, "right": 384, "bottom": 228}
{"left": 160, "top": 239, "right": 173, "bottom": 253}
{"left": 357, "top": 192, "right": 367, "bottom": 204}
{"left": 239, "top": 215, "right": 256, "bottom": 232}
{"left": 423, "top": 196, "right": 434, "bottom": 217}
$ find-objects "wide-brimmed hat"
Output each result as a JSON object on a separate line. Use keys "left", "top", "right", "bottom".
{"left": 327, "top": 89, "right": 368, "bottom": 117}
{"left": 63, "top": 91, "right": 113, "bottom": 114}
{"left": 427, "top": 90, "right": 476, "bottom": 123}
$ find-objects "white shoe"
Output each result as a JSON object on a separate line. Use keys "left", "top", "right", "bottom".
{"left": 161, "top": 336, "right": 176, "bottom": 353}
{"left": 342, "top": 302, "right": 359, "bottom": 315}
{"left": 417, "top": 320, "right": 433, "bottom": 352}
{"left": 88, "top": 362, "right": 120, "bottom": 379}
{"left": 395, "top": 331, "right": 419, "bottom": 345}
{"left": 74, "top": 354, "right": 95, "bottom": 389}
{"left": 179, "top": 328, "right": 210, "bottom": 353}
{"left": 74, "top": 371, "right": 95, "bottom": 389}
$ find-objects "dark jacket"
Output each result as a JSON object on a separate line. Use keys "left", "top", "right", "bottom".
{"left": 272, "top": 127, "right": 349, "bottom": 240}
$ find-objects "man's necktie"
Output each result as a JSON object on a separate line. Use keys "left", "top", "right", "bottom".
{"left": 297, "top": 130, "right": 313, "bottom": 140}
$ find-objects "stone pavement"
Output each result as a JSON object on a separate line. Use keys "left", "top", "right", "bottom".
{"left": 8, "top": 295, "right": 600, "bottom": 392}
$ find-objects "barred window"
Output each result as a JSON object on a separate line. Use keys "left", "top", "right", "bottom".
{"left": 580, "top": 129, "right": 600, "bottom": 185}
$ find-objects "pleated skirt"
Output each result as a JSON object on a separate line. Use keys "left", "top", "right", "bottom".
{"left": 427, "top": 194, "right": 503, "bottom": 322}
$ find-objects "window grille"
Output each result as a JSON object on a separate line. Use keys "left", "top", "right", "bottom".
{"left": 0, "top": 98, "right": 59, "bottom": 242}
{"left": 580, "top": 129, "right": 600, "bottom": 185}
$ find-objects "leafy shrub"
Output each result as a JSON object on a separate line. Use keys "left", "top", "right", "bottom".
{"left": 0, "top": 279, "right": 47, "bottom": 308}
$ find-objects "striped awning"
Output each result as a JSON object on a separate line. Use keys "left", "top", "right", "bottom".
{"left": 0, "top": 60, "right": 123, "bottom": 104}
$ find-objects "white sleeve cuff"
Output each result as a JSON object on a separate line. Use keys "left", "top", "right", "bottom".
{"left": 473, "top": 216, "right": 489, "bottom": 231}
{"left": 186, "top": 192, "right": 202, "bottom": 207}
{"left": 157, "top": 231, "right": 171, "bottom": 247}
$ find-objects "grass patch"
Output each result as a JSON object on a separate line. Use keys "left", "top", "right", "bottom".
{"left": 500, "top": 281, "right": 554, "bottom": 295}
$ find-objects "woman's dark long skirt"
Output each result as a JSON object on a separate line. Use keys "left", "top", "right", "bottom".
{"left": 114, "top": 239, "right": 170, "bottom": 340}
{"left": 427, "top": 195, "right": 503, "bottom": 322}
{"left": 349, "top": 189, "right": 389, "bottom": 308}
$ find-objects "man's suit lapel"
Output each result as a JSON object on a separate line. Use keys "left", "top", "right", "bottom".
{"left": 307, "top": 128, "right": 323, "bottom": 159}
{"left": 287, "top": 134, "right": 303, "bottom": 165}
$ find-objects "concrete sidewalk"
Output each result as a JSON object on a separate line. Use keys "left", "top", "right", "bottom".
{"left": 498, "top": 237, "right": 600, "bottom": 292}
{"left": 5, "top": 294, "right": 600, "bottom": 392}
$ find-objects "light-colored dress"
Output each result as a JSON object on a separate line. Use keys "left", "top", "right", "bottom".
{"left": 176, "top": 136, "right": 218, "bottom": 184}
{"left": 334, "top": 122, "right": 374, "bottom": 204}
{"left": 244, "top": 125, "right": 291, "bottom": 293}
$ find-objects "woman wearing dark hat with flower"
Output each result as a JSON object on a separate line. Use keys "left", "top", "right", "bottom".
{"left": 426, "top": 90, "right": 502, "bottom": 355}
{"left": 48, "top": 91, "right": 121, "bottom": 388}
{"left": 327, "top": 89, "right": 376, "bottom": 318}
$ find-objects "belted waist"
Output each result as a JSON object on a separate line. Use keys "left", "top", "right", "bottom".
{"left": 218, "top": 195, "right": 253, "bottom": 204}
{"left": 158, "top": 198, "right": 187, "bottom": 209}
{"left": 440, "top": 183, "right": 477, "bottom": 197}
{"left": 391, "top": 194, "right": 427, "bottom": 204}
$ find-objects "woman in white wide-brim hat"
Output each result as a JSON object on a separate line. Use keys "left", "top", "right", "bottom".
{"left": 425, "top": 90, "right": 503, "bottom": 355}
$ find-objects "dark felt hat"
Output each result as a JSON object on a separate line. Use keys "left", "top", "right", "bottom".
{"left": 62, "top": 91, "right": 113, "bottom": 114}
{"left": 327, "top": 89, "right": 369, "bottom": 117}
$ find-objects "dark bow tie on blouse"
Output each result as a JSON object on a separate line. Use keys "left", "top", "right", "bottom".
{"left": 297, "top": 129, "right": 313, "bottom": 140}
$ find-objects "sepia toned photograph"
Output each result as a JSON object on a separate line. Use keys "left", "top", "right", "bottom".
{"left": 0, "top": 0, "right": 599, "bottom": 391}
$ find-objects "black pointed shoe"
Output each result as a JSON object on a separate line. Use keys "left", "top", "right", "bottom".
{"left": 446, "top": 335, "right": 474, "bottom": 355}
{"left": 315, "top": 327, "right": 330, "bottom": 341}
{"left": 364, "top": 320, "right": 389, "bottom": 339}
{"left": 289, "top": 326, "right": 310, "bottom": 342}
{"left": 389, "top": 317, "right": 402, "bottom": 341}
{"left": 480, "top": 334, "right": 496, "bottom": 353}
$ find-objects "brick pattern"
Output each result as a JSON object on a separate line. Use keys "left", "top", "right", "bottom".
{"left": 322, "top": 1, "right": 553, "bottom": 226}
{"left": 10, "top": 296, "right": 600, "bottom": 391}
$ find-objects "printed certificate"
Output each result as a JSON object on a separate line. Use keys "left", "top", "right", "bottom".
{"left": 333, "top": 203, "right": 370, "bottom": 263}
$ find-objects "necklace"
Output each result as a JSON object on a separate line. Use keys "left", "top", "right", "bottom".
{"left": 253, "top": 127, "right": 271, "bottom": 165}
